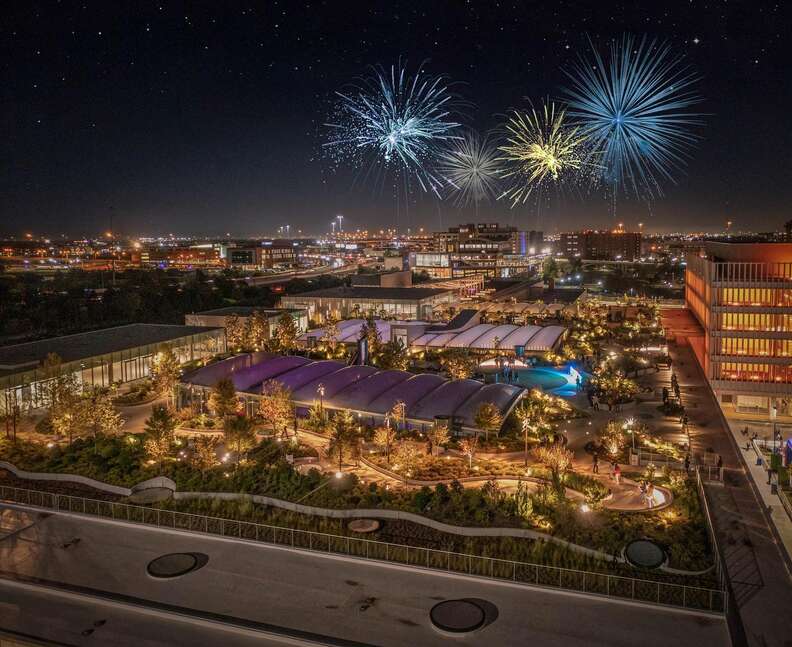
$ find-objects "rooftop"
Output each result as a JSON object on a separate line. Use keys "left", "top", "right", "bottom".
{"left": 283, "top": 286, "right": 453, "bottom": 300}
{"left": 0, "top": 323, "right": 222, "bottom": 372}
{"left": 193, "top": 306, "right": 303, "bottom": 317}
{"left": 183, "top": 354, "right": 524, "bottom": 431}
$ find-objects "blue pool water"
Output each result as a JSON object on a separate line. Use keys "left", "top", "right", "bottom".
{"left": 514, "top": 367, "right": 581, "bottom": 397}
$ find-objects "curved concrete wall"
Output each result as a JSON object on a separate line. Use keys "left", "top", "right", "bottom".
{"left": 0, "top": 460, "right": 132, "bottom": 497}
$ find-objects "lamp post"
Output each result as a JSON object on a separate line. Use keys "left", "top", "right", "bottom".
{"left": 317, "top": 383, "right": 325, "bottom": 417}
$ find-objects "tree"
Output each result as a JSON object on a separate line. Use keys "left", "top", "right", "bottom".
{"left": 533, "top": 444, "right": 574, "bottom": 496}
{"left": 225, "top": 314, "right": 245, "bottom": 351}
{"left": 377, "top": 339, "right": 409, "bottom": 370}
{"left": 39, "top": 352, "right": 79, "bottom": 413}
{"left": 208, "top": 378, "right": 239, "bottom": 419}
{"left": 191, "top": 435, "right": 220, "bottom": 477}
{"left": 321, "top": 311, "right": 342, "bottom": 357}
{"left": 373, "top": 424, "right": 397, "bottom": 463}
{"left": 459, "top": 435, "right": 479, "bottom": 470}
{"left": 598, "top": 420, "right": 628, "bottom": 459}
{"left": 245, "top": 310, "right": 270, "bottom": 351}
{"left": 360, "top": 313, "right": 382, "bottom": 360}
{"left": 144, "top": 404, "right": 176, "bottom": 473}
{"left": 514, "top": 389, "right": 571, "bottom": 465}
{"left": 273, "top": 312, "right": 299, "bottom": 354}
{"left": 223, "top": 414, "right": 256, "bottom": 466}
{"left": 474, "top": 402, "right": 503, "bottom": 440}
{"left": 304, "top": 401, "right": 330, "bottom": 435}
{"left": 151, "top": 347, "right": 180, "bottom": 406}
{"left": 41, "top": 353, "right": 84, "bottom": 445}
{"left": 259, "top": 380, "right": 295, "bottom": 439}
{"left": 440, "top": 348, "right": 477, "bottom": 380}
{"left": 393, "top": 441, "right": 421, "bottom": 483}
{"left": 390, "top": 400, "right": 407, "bottom": 431}
{"left": 326, "top": 409, "right": 359, "bottom": 472}
{"left": 542, "top": 257, "right": 560, "bottom": 290}
{"left": 428, "top": 419, "right": 450, "bottom": 456}
{"left": 80, "top": 386, "right": 124, "bottom": 441}
{"left": 591, "top": 367, "right": 639, "bottom": 409}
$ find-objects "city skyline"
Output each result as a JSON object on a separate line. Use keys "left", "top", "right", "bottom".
{"left": 1, "top": 2, "right": 790, "bottom": 237}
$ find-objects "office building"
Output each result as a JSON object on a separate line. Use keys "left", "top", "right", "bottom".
{"left": 560, "top": 230, "right": 642, "bottom": 261}
{"left": 685, "top": 242, "right": 792, "bottom": 415}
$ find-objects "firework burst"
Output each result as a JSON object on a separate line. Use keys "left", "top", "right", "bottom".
{"left": 438, "top": 132, "right": 502, "bottom": 207}
{"left": 563, "top": 35, "right": 703, "bottom": 199}
{"left": 497, "top": 101, "right": 590, "bottom": 206}
{"left": 324, "top": 62, "right": 462, "bottom": 196}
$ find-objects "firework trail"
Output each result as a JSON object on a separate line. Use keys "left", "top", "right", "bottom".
{"left": 438, "top": 131, "right": 502, "bottom": 207}
{"left": 497, "top": 101, "right": 591, "bottom": 206}
{"left": 563, "top": 35, "right": 703, "bottom": 199}
{"left": 324, "top": 62, "right": 462, "bottom": 196}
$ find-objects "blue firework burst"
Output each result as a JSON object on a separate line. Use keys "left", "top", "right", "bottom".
{"left": 324, "top": 62, "right": 462, "bottom": 196}
{"left": 563, "top": 35, "right": 703, "bottom": 199}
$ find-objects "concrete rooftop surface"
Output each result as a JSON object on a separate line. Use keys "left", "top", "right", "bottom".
{"left": 0, "top": 506, "right": 729, "bottom": 647}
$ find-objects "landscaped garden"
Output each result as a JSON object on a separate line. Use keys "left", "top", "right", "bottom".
{"left": 0, "top": 295, "right": 720, "bottom": 591}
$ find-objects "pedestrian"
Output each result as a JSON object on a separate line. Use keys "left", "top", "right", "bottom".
{"left": 684, "top": 453, "right": 691, "bottom": 473}
{"left": 592, "top": 394, "right": 600, "bottom": 411}
{"left": 586, "top": 390, "right": 594, "bottom": 408}
{"left": 662, "top": 386, "right": 669, "bottom": 405}
{"left": 716, "top": 455, "right": 723, "bottom": 470}
{"left": 614, "top": 463, "right": 621, "bottom": 485}
{"left": 639, "top": 480, "right": 647, "bottom": 503}
{"left": 681, "top": 414, "right": 689, "bottom": 432}
{"left": 576, "top": 375, "right": 582, "bottom": 392}
{"left": 592, "top": 453, "right": 599, "bottom": 474}
{"left": 646, "top": 482, "right": 655, "bottom": 508}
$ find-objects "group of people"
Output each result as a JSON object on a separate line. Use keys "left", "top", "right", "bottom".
{"left": 638, "top": 480, "right": 656, "bottom": 508}
{"left": 591, "top": 453, "right": 620, "bottom": 483}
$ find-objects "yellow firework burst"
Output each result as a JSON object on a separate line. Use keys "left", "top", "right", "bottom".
{"left": 498, "top": 102, "right": 590, "bottom": 205}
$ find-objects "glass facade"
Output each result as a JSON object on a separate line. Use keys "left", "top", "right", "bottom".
{"left": 1, "top": 328, "right": 226, "bottom": 414}
{"left": 685, "top": 249, "right": 792, "bottom": 413}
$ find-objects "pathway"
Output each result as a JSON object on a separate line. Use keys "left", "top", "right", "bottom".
{"left": 666, "top": 341, "right": 792, "bottom": 647}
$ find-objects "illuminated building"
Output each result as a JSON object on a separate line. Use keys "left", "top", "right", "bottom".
{"left": 279, "top": 286, "right": 456, "bottom": 322}
{"left": 685, "top": 242, "right": 792, "bottom": 415}
{"left": 0, "top": 324, "right": 226, "bottom": 414}
{"left": 228, "top": 240, "right": 296, "bottom": 270}
{"left": 560, "top": 229, "right": 641, "bottom": 260}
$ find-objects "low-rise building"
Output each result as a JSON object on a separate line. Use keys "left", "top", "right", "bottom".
{"left": 185, "top": 307, "right": 308, "bottom": 336}
{"left": 228, "top": 241, "right": 296, "bottom": 270}
{"left": 279, "top": 286, "right": 456, "bottom": 322}
{"left": 0, "top": 324, "right": 226, "bottom": 413}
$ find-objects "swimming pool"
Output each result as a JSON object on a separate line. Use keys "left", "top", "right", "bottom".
{"left": 517, "top": 367, "right": 581, "bottom": 397}
{"left": 479, "top": 360, "right": 585, "bottom": 397}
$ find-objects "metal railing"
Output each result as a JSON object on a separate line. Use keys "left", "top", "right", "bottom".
{"left": 0, "top": 485, "right": 726, "bottom": 614}
{"left": 694, "top": 468, "right": 727, "bottom": 596}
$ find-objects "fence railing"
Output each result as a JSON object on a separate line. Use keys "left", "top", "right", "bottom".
{"left": 0, "top": 485, "right": 726, "bottom": 614}
{"left": 695, "top": 468, "right": 727, "bottom": 598}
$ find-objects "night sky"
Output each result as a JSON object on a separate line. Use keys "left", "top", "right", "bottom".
{"left": 2, "top": 1, "right": 790, "bottom": 238}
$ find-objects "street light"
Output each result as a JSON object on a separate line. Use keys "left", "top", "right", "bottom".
{"left": 317, "top": 383, "right": 325, "bottom": 413}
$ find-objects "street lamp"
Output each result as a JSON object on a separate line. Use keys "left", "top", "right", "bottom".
{"left": 317, "top": 383, "right": 325, "bottom": 414}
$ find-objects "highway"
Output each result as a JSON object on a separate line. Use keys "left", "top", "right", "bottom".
{"left": 0, "top": 505, "right": 729, "bottom": 647}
